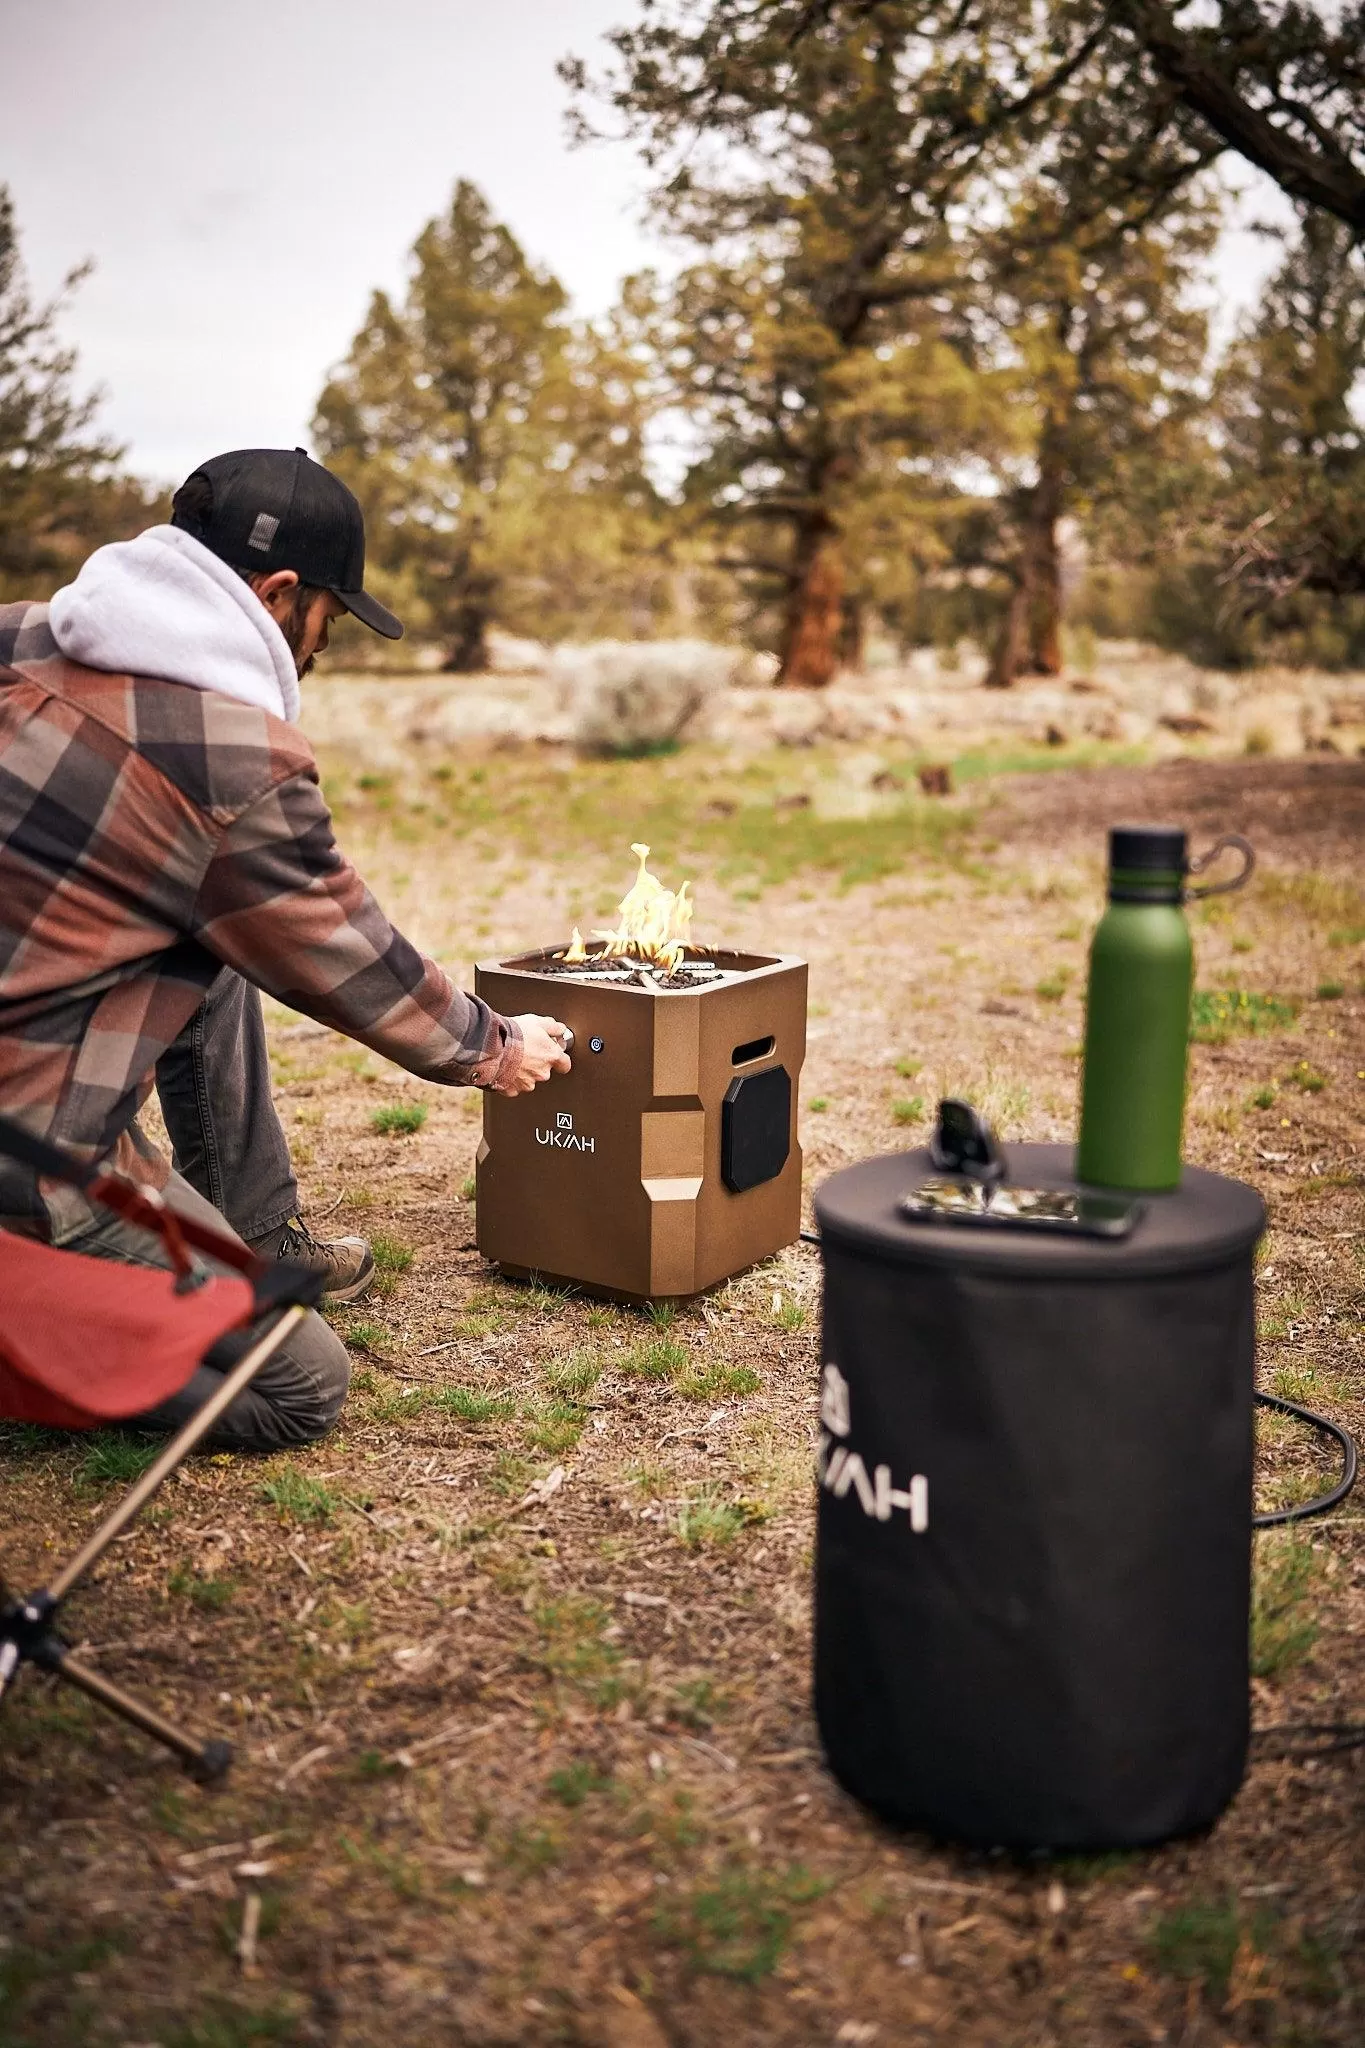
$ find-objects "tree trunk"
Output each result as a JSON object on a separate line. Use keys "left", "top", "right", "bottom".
{"left": 779, "top": 523, "right": 845, "bottom": 688}
{"left": 442, "top": 600, "right": 490, "bottom": 673}
{"left": 1028, "top": 511, "right": 1064, "bottom": 676}
{"left": 986, "top": 437, "right": 1066, "bottom": 688}
{"left": 839, "top": 591, "right": 866, "bottom": 671}
{"left": 986, "top": 568, "right": 1033, "bottom": 690}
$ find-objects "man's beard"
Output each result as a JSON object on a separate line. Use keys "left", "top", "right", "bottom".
{"left": 279, "top": 591, "right": 320, "bottom": 679}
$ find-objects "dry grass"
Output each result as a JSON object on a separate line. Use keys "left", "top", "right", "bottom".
{"left": 1, "top": 738, "right": 1362, "bottom": 2047}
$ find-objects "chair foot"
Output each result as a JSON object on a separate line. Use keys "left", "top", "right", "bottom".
{"left": 193, "top": 1738, "right": 234, "bottom": 1784}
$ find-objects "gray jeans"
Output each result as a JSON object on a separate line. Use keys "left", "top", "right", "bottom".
{"left": 155, "top": 966, "right": 298, "bottom": 1240}
{"left": 59, "top": 971, "right": 349, "bottom": 1451}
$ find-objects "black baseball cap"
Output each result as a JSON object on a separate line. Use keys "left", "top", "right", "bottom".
{"left": 170, "top": 446, "right": 403, "bottom": 639}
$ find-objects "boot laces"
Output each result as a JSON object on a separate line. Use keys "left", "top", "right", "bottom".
{"left": 279, "top": 1215, "right": 328, "bottom": 1260}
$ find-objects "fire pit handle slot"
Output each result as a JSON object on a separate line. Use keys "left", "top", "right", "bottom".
{"left": 732, "top": 1035, "right": 776, "bottom": 1068}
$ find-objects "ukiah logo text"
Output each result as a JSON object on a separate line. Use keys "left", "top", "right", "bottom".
{"left": 535, "top": 1111, "right": 596, "bottom": 1154}
{"left": 818, "top": 1362, "right": 928, "bottom": 1531}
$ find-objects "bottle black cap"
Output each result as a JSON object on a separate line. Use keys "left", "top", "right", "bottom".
{"left": 1108, "top": 825, "right": 1187, "bottom": 902}
{"left": 1109, "top": 826, "right": 1187, "bottom": 872}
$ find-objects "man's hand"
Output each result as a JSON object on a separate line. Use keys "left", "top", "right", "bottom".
{"left": 498, "top": 1014, "right": 574, "bottom": 1094}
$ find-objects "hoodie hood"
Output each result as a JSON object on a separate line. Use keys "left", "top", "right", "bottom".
{"left": 48, "top": 524, "right": 301, "bottom": 722}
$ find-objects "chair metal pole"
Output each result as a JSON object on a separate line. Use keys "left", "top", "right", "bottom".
{"left": 35, "top": 1642, "right": 232, "bottom": 1779}
{"left": 46, "top": 1304, "right": 306, "bottom": 1603}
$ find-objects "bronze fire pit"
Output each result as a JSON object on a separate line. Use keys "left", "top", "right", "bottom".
{"left": 474, "top": 946, "right": 808, "bottom": 1301}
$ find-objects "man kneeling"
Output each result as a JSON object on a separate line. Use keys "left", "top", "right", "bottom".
{"left": 0, "top": 448, "right": 570, "bottom": 1450}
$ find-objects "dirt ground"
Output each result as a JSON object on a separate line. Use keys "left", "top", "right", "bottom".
{"left": 1, "top": 723, "right": 1362, "bottom": 2048}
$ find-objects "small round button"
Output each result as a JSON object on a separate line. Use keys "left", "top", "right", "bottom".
{"left": 590, "top": 1036, "right": 605, "bottom": 1054}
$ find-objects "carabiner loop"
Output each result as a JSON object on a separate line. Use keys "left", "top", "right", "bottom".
{"left": 1185, "top": 834, "right": 1255, "bottom": 901}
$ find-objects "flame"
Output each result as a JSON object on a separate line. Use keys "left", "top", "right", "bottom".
{"left": 563, "top": 927, "right": 587, "bottom": 964}
{"left": 591, "top": 843, "right": 695, "bottom": 974}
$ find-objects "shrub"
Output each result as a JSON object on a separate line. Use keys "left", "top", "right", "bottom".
{"left": 557, "top": 640, "right": 738, "bottom": 756}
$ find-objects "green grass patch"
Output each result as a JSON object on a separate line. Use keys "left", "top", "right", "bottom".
{"left": 360, "top": 1378, "right": 431, "bottom": 1424}
{"left": 516, "top": 1278, "right": 576, "bottom": 1313}
{"left": 1247, "top": 1082, "right": 1278, "bottom": 1110}
{"left": 370, "top": 1231, "right": 414, "bottom": 1275}
{"left": 1270, "top": 1361, "right": 1349, "bottom": 1406}
{"left": 521, "top": 1399, "right": 588, "bottom": 1455}
{"left": 654, "top": 1862, "right": 828, "bottom": 1982}
{"left": 1286, "top": 1058, "right": 1327, "bottom": 1093}
{"left": 1189, "top": 990, "right": 1298, "bottom": 1044}
{"left": 449, "top": 1291, "right": 512, "bottom": 1339}
{"left": 541, "top": 1348, "right": 603, "bottom": 1398}
{"left": 260, "top": 1468, "right": 340, "bottom": 1525}
{"left": 366, "top": 1230, "right": 415, "bottom": 1300}
{"left": 676, "top": 1486, "right": 769, "bottom": 1547}
{"left": 676, "top": 1360, "right": 762, "bottom": 1401}
{"left": 1259, "top": 870, "right": 1364, "bottom": 928}
{"left": 481, "top": 750, "right": 979, "bottom": 889}
{"left": 807, "top": 1096, "right": 829, "bottom": 1113}
{"left": 499, "top": 1823, "right": 563, "bottom": 1874}
{"left": 75, "top": 1432, "right": 161, "bottom": 1488}
{"left": 0, "top": 1934, "right": 125, "bottom": 2015}
{"left": 433, "top": 1385, "right": 515, "bottom": 1423}
{"left": 891, "top": 1095, "right": 925, "bottom": 1126}
{"left": 1316, "top": 980, "right": 1345, "bottom": 1000}
{"left": 534, "top": 1596, "right": 621, "bottom": 1697}
{"left": 370, "top": 1101, "right": 428, "bottom": 1137}
{"left": 547, "top": 1759, "right": 613, "bottom": 1807}
{"left": 0, "top": 1420, "right": 56, "bottom": 1458}
{"left": 338, "top": 1831, "right": 424, "bottom": 1901}
{"left": 951, "top": 741, "right": 1147, "bottom": 784}
{"left": 161, "top": 2003, "right": 307, "bottom": 2048}
{"left": 1251, "top": 1534, "right": 1321, "bottom": 1679}
{"left": 669, "top": 1677, "right": 729, "bottom": 1730}
{"left": 167, "top": 1562, "right": 238, "bottom": 1611}
{"left": 1148, "top": 1893, "right": 1273, "bottom": 2008}
{"left": 338, "top": 1317, "right": 391, "bottom": 1357}
{"left": 622, "top": 1338, "right": 687, "bottom": 1381}
{"left": 1035, "top": 970, "right": 1071, "bottom": 1002}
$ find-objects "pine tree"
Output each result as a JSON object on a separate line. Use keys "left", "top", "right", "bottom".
{"left": 316, "top": 183, "right": 676, "bottom": 663}
{"left": 0, "top": 185, "right": 144, "bottom": 601}
{"left": 1110, "top": 0, "right": 1365, "bottom": 231}
{"left": 641, "top": 252, "right": 992, "bottom": 675}
{"left": 977, "top": 171, "right": 1219, "bottom": 685}
{"left": 1211, "top": 214, "right": 1365, "bottom": 616}
{"left": 315, "top": 181, "right": 569, "bottom": 670}
{"left": 566, "top": 0, "right": 1110, "bottom": 685}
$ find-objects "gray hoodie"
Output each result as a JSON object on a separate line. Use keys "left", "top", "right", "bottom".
{"left": 48, "top": 523, "right": 301, "bottom": 722}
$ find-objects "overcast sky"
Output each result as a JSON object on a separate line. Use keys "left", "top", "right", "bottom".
{"left": 6, "top": 0, "right": 1291, "bottom": 489}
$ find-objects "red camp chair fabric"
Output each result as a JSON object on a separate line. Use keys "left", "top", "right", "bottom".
{"left": 0, "top": 1234, "right": 255, "bottom": 1428}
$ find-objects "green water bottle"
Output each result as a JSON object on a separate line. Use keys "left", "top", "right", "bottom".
{"left": 1077, "top": 826, "right": 1254, "bottom": 1191}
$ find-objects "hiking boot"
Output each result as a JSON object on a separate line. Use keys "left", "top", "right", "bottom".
{"left": 248, "top": 1214, "right": 375, "bottom": 1301}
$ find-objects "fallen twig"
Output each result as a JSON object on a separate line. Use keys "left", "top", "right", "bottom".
{"left": 238, "top": 1891, "right": 261, "bottom": 1976}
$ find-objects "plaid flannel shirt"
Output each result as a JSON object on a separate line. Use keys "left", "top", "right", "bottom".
{"left": 0, "top": 602, "right": 521, "bottom": 1235}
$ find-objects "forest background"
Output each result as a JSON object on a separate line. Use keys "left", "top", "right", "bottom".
{"left": 7, "top": 0, "right": 1365, "bottom": 692}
